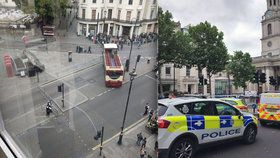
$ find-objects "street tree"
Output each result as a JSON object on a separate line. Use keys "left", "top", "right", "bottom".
{"left": 158, "top": 7, "right": 176, "bottom": 97}
{"left": 35, "top": 0, "right": 54, "bottom": 25}
{"left": 227, "top": 51, "right": 256, "bottom": 94}
{"left": 188, "top": 21, "right": 228, "bottom": 96}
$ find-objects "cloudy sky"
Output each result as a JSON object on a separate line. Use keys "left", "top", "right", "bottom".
{"left": 159, "top": 0, "right": 267, "bottom": 57}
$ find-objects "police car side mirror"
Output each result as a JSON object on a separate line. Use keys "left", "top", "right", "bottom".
{"left": 238, "top": 113, "right": 243, "bottom": 119}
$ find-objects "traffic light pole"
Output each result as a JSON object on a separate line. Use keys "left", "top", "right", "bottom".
{"left": 62, "top": 83, "right": 64, "bottom": 107}
{"left": 99, "top": 126, "right": 104, "bottom": 156}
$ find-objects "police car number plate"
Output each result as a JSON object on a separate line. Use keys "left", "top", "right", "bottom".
{"left": 267, "top": 108, "right": 277, "bottom": 112}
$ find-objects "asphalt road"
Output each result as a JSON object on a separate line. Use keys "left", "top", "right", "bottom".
{"left": 196, "top": 122, "right": 280, "bottom": 158}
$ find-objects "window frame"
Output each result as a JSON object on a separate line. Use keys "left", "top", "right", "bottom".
{"left": 212, "top": 101, "right": 241, "bottom": 116}
{"left": 165, "top": 67, "right": 171, "bottom": 75}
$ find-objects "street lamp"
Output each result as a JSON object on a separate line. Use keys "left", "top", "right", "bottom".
{"left": 118, "top": 55, "right": 141, "bottom": 145}
{"left": 126, "top": 19, "right": 142, "bottom": 72}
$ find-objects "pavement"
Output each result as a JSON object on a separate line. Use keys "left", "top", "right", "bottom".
{"left": 89, "top": 117, "right": 157, "bottom": 158}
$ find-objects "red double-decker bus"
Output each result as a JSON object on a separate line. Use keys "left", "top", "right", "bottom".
{"left": 42, "top": 26, "right": 55, "bottom": 36}
{"left": 103, "top": 44, "right": 124, "bottom": 87}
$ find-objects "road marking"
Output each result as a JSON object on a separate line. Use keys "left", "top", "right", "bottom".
{"left": 145, "top": 74, "right": 156, "bottom": 81}
{"left": 91, "top": 116, "right": 147, "bottom": 151}
{"left": 75, "top": 106, "right": 98, "bottom": 133}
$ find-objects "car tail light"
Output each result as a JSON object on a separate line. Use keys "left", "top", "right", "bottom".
{"left": 158, "top": 119, "right": 170, "bottom": 128}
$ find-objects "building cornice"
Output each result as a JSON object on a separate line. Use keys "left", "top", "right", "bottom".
{"left": 77, "top": 17, "right": 157, "bottom": 24}
{"left": 261, "top": 33, "right": 280, "bottom": 40}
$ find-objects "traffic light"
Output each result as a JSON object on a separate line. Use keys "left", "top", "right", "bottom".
{"left": 58, "top": 85, "right": 62, "bottom": 92}
{"left": 204, "top": 79, "right": 208, "bottom": 85}
{"left": 199, "top": 76, "right": 204, "bottom": 85}
{"left": 253, "top": 72, "right": 259, "bottom": 83}
{"left": 269, "top": 76, "right": 277, "bottom": 86}
{"left": 260, "top": 73, "right": 266, "bottom": 83}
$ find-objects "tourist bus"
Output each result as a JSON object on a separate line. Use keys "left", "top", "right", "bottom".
{"left": 103, "top": 43, "right": 124, "bottom": 87}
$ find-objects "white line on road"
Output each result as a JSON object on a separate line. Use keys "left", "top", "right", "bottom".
{"left": 75, "top": 106, "right": 98, "bottom": 133}
{"left": 97, "top": 93, "right": 103, "bottom": 97}
{"left": 145, "top": 74, "right": 156, "bottom": 81}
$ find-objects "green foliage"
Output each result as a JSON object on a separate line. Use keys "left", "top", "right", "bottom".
{"left": 227, "top": 51, "right": 256, "bottom": 90}
{"left": 35, "top": 0, "right": 54, "bottom": 24}
{"left": 188, "top": 21, "right": 228, "bottom": 74}
{"left": 158, "top": 7, "right": 176, "bottom": 65}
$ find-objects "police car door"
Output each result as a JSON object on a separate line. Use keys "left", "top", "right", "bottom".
{"left": 212, "top": 101, "right": 243, "bottom": 141}
{"left": 188, "top": 101, "right": 220, "bottom": 144}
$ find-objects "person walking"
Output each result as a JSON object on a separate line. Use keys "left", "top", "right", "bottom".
{"left": 148, "top": 109, "right": 154, "bottom": 121}
{"left": 137, "top": 132, "right": 143, "bottom": 146}
{"left": 154, "top": 141, "right": 158, "bottom": 152}
{"left": 140, "top": 147, "right": 146, "bottom": 158}
{"left": 88, "top": 46, "right": 92, "bottom": 53}
{"left": 143, "top": 103, "right": 149, "bottom": 115}
{"left": 141, "top": 137, "right": 147, "bottom": 148}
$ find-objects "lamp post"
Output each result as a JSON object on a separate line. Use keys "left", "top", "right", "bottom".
{"left": 126, "top": 19, "right": 141, "bottom": 72}
{"left": 118, "top": 55, "right": 141, "bottom": 145}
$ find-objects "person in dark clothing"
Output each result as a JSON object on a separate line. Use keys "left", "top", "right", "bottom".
{"left": 141, "top": 137, "right": 147, "bottom": 148}
{"left": 46, "top": 101, "right": 52, "bottom": 116}
{"left": 143, "top": 103, "right": 149, "bottom": 115}
{"left": 88, "top": 46, "right": 92, "bottom": 53}
{"left": 136, "top": 132, "right": 143, "bottom": 146}
{"left": 148, "top": 109, "right": 154, "bottom": 121}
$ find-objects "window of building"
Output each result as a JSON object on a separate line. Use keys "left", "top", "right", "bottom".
{"left": 270, "top": 0, "right": 272, "bottom": 6}
{"left": 92, "top": 0, "right": 96, "bottom": 3}
{"left": 102, "top": 0, "right": 104, "bottom": 3}
{"left": 274, "top": 0, "right": 276, "bottom": 5}
{"left": 268, "top": 23, "right": 272, "bottom": 35}
{"left": 126, "top": 11, "right": 131, "bottom": 21}
{"left": 83, "top": 0, "right": 86, "bottom": 3}
{"left": 186, "top": 67, "right": 190, "bottom": 77}
{"left": 82, "top": 9, "right": 86, "bottom": 19}
{"left": 139, "top": 0, "right": 143, "bottom": 5}
{"left": 109, "top": 0, "right": 113, "bottom": 3}
{"left": 136, "top": 11, "right": 141, "bottom": 20}
{"left": 92, "top": 10, "right": 96, "bottom": 20}
{"left": 128, "top": 0, "right": 133, "bottom": 5}
{"left": 5, "top": 0, "right": 8, "bottom": 2}
{"left": 165, "top": 67, "right": 171, "bottom": 75}
{"left": 108, "top": 9, "right": 112, "bottom": 20}
{"left": 101, "top": 9, "right": 103, "bottom": 18}
{"left": 153, "top": 0, "right": 156, "bottom": 4}
{"left": 119, "top": 0, "right": 122, "bottom": 4}
{"left": 150, "top": 9, "right": 154, "bottom": 19}
{"left": 117, "top": 10, "right": 121, "bottom": 20}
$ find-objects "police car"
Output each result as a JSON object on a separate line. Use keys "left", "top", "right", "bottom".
{"left": 158, "top": 97, "right": 258, "bottom": 158}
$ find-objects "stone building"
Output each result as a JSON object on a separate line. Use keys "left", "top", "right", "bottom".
{"left": 76, "top": 0, "right": 158, "bottom": 37}
{"left": 248, "top": 0, "right": 280, "bottom": 93}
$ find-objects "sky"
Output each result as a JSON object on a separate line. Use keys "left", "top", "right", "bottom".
{"left": 159, "top": 0, "right": 267, "bottom": 57}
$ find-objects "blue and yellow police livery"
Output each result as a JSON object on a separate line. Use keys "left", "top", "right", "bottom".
{"left": 158, "top": 98, "right": 258, "bottom": 158}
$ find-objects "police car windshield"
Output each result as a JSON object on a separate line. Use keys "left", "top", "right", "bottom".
{"left": 158, "top": 104, "right": 168, "bottom": 116}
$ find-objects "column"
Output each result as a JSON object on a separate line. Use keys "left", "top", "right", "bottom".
{"left": 86, "top": 24, "right": 89, "bottom": 37}
{"left": 130, "top": 26, "right": 134, "bottom": 39}
{"left": 107, "top": 23, "right": 110, "bottom": 35}
{"left": 265, "top": 66, "right": 274, "bottom": 91}
{"left": 77, "top": 22, "right": 80, "bottom": 35}
{"left": 119, "top": 25, "right": 123, "bottom": 37}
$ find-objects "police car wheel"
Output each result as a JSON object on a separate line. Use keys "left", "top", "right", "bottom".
{"left": 170, "top": 137, "right": 196, "bottom": 158}
{"left": 243, "top": 125, "right": 257, "bottom": 144}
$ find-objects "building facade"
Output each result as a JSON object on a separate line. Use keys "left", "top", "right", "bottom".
{"left": 248, "top": 0, "right": 280, "bottom": 93}
{"left": 0, "top": 0, "right": 16, "bottom": 7}
{"left": 76, "top": 0, "right": 157, "bottom": 37}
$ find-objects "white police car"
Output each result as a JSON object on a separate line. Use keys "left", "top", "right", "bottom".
{"left": 158, "top": 98, "right": 258, "bottom": 158}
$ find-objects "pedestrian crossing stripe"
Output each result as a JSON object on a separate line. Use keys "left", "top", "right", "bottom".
{"left": 219, "top": 116, "right": 232, "bottom": 128}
